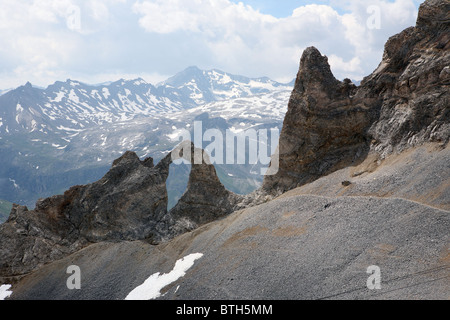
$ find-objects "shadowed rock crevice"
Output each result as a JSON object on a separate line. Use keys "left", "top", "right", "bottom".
{"left": 168, "top": 141, "right": 242, "bottom": 231}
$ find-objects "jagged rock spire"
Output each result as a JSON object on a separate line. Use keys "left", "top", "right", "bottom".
{"left": 262, "top": 0, "right": 449, "bottom": 195}
{"left": 0, "top": 141, "right": 242, "bottom": 282}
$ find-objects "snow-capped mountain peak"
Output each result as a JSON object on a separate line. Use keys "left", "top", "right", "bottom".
{"left": 159, "top": 66, "right": 292, "bottom": 106}
{"left": 0, "top": 66, "right": 293, "bottom": 208}
{"left": 0, "top": 67, "right": 293, "bottom": 137}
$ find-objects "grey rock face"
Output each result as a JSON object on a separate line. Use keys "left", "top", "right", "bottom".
{"left": 8, "top": 185, "right": 450, "bottom": 300}
{"left": 366, "top": 0, "right": 449, "bottom": 158}
{"left": 0, "top": 141, "right": 241, "bottom": 283}
{"left": 262, "top": 46, "right": 377, "bottom": 195}
{"left": 169, "top": 141, "right": 242, "bottom": 232}
{"left": 0, "top": 203, "right": 81, "bottom": 283}
{"left": 263, "top": 0, "right": 449, "bottom": 195}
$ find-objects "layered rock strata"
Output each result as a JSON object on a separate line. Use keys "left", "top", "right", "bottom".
{"left": 263, "top": 0, "right": 449, "bottom": 194}
{"left": 0, "top": 141, "right": 241, "bottom": 282}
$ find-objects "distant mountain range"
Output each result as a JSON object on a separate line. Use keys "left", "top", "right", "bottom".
{"left": 0, "top": 66, "right": 293, "bottom": 135}
{"left": 0, "top": 67, "right": 293, "bottom": 216}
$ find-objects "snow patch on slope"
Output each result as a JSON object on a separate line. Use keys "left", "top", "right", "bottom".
{"left": 125, "top": 253, "right": 203, "bottom": 300}
{"left": 0, "top": 284, "right": 13, "bottom": 300}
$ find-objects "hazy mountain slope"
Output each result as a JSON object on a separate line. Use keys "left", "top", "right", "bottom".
{"left": 0, "top": 200, "right": 12, "bottom": 224}
{"left": 0, "top": 70, "right": 291, "bottom": 207}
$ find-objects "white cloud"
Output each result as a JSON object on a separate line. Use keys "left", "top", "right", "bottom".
{"left": 338, "top": 0, "right": 419, "bottom": 76}
{"left": 0, "top": 1, "right": 81, "bottom": 87}
{"left": 0, "top": 0, "right": 130, "bottom": 88}
{"left": 328, "top": 55, "right": 363, "bottom": 77}
{"left": 132, "top": 0, "right": 418, "bottom": 81}
{"left": 0, "top": 0, "right": 420, "bottom": 88}
{"left": 132, "top": 0, "right": 276, "bottom": 36}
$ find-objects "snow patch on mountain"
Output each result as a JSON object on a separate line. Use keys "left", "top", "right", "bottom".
{"left": 125, "top": 253, "right": 204, "bottom": 300}
{"left": 0, "top": 284, "right": 13, "bottom": 300}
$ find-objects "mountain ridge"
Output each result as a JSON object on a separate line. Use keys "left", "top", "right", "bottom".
{"left": 0, "top": 66, "right": 293, "bottom": 136}
{"left": 0, "top": 67, "right": 292, "bottom": 208}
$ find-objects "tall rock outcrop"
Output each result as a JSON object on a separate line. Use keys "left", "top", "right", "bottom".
{"left": 365, "top": 0, "right": 449, "bottom": 157}
{"left": 263, "top": 0, "right": 449, "bottom": 195}
{"left": 0, "top": 141, "right": 241, "bottom": 282}
{"left": 169, "top": 142, "right": 241, "bottom": 228}
{"left": 262, "top": 46, "right": 378, "bottom": 194}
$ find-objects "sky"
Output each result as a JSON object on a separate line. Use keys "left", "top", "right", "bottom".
{"left": 0, "top": 0, "right": 424, "bottom": 89}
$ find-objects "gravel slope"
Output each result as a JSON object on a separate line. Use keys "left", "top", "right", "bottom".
{"left": 280, "top": 144, "right": 450, "bottom": 211}
{"left": 7, "top": 145, "right": 449, "bottom": 300}
{"left": 9, "top": 188, "right": 449, "bottom": 299}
